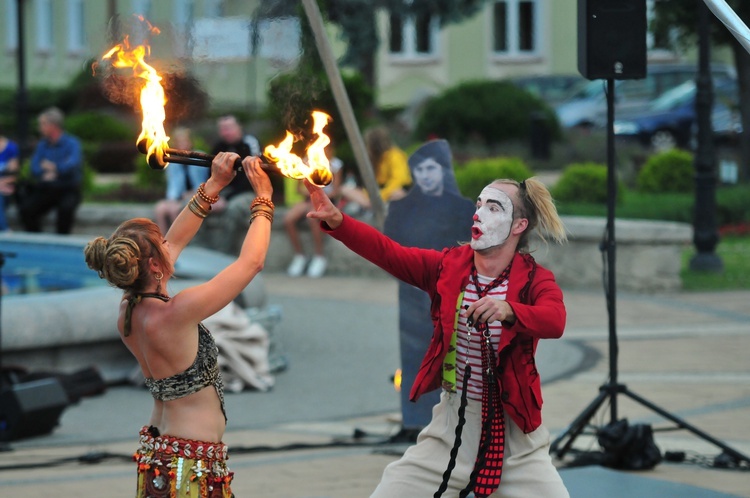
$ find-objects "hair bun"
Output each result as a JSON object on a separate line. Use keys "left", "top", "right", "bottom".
{"left": 104, "top": 237, "right": 141, "bottom": 287}
{"left": 83, "top": 237, "right": 109, "bottom": 275}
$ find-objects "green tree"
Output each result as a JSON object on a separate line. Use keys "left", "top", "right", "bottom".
{"left": 652, "top": 0, "right": 750, "bottom": 179}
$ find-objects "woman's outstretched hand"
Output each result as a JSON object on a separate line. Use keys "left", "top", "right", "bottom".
{"left": 304, "top": 179, "right": 343, "bottom": 229}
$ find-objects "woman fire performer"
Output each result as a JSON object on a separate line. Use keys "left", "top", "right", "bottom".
{"left": 84, "top": 152, "right": 273, "bottom": 498}
{"left": 304, "top": 176, "right": 570, "bottom": 497}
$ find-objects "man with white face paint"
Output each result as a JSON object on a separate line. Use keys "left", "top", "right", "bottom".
{"left": 470, "top": 186, "right": 517, "bottom": 252}
{"left": 305, "top": 176, "right": 569, "bottom": 498}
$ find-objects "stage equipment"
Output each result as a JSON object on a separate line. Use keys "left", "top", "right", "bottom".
{"left": 577, "top": 0, "right": 647, "bottom": 80}
{"left": 551, "top": 1, "right": 749, "bottom": 467}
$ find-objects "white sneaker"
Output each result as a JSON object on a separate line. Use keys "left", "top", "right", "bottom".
{"left": 306, "top": 255, "right": 328, "bottom": 278}
{"left": 287, "top": 254, "right": 308, "bottom": 277}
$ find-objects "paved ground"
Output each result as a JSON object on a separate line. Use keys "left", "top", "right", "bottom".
{"left": 1, "top": 273, "right": 749, "bottom": 497}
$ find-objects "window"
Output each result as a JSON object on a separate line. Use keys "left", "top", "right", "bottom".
{"left": 35, "top": 0, "right": 53, "bottom": 53}
{"left": 173, "top": 0, "right": 194, "bottom": 57}
{"left": 174, "top": 0, "right": 195, "bottom": 28}
{"left": 5, "top": 0, "right": 18, "bottom": 51}
{"left": 131, "top": 0, "right": 152, "bottom": 18}
{"left": 646, "top": 0, "right": 673, "bottom": 52}
{"left": 204, "top": 0, "right": 224, "bottom": 18}
{"left": 492, "top": 0, "right": 539, "bottom": 57}
{"left": 67, "top": 0, "right": 86, "bottom": 53}
{"left": 389, "top": 10, "right": 439, "bottom": 58}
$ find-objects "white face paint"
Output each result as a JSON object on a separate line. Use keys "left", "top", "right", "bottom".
{"left": 470, "top": 186, "right": 515, "bottom": 251}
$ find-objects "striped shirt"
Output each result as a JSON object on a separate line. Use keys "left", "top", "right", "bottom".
{"left": 455, "top": 274, "right": 508, "bottom": 401}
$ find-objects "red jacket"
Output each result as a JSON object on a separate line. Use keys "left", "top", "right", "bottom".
{"left": 325, "top": 214, "right": 566, "bottom": 433}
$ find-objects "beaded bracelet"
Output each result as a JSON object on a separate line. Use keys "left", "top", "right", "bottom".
{"left": 250, "top": 204, "right": 274, "bottom": 215}
{"left": 197, "top": 183, "right": 220, "bottom": 205}
{"left": 188, "top": 195, "right": 209, "bottom": 219}
{"left": 249, "top": 210, "right": 273, "bottom": 224}
{"left": 251, "top": 196, "right": 275, "bottom": 210}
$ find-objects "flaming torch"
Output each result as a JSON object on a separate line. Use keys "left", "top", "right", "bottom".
{"left": 97, "top": 20, "right": 332, "bottom": 187}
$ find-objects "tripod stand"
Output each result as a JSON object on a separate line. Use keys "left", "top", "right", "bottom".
{"left": 549, "top": 79, "right": 750, "bottom": 467}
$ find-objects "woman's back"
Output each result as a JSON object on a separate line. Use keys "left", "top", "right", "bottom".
{"left": 118, "top": 294, "right": 226, "bottom": 442}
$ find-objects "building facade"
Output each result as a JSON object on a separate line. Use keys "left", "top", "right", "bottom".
{"left": 1, "top": 0, "right": 701, "bottom": 113}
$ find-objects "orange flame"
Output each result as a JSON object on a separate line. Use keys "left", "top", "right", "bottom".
{"left": 99, "top": 20, "right": 168, "bottom": 168}
{"left": 264, "top": 111, "right": 333, "bottom": 186}
{"left": 393, "top": 368, "right": 402, "bottom": 392}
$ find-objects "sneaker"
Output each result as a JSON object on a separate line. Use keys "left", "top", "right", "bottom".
{"left": 287, "top": 254, "right": 308, "bottom": 277}
{"left": 306, "top": 255, "right": 328, "bottom": 278}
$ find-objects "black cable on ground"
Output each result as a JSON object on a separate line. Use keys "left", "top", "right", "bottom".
{"left": 0, "top": 430, "right": 402, "bottom": 472}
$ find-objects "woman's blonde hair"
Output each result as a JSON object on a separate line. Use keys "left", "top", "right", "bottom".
{"left": 84, "top": 218, "right": 173, "bottom": 294}
{"left": 492, "top": 177, "right": 567, "bottom": 252}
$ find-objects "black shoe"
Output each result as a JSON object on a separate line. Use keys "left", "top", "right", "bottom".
{"left": 387, "top": 426, "right": 422, "bottom": 444}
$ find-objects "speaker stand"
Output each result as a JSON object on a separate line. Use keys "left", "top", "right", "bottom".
{"left": 550, "top": 78, "right": 750, "bottom": 467}
{"left": 0, "top": 251, "right": 13, "bottom": 451}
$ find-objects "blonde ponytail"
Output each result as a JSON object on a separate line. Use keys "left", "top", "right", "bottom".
{"left": 491, "top": 177, "right": 567, "bottom": 252}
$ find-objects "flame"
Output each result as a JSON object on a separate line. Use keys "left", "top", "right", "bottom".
{"left": 393, "top": 368, "right": 402, "bottom": 392}
{"left": 264, "top": 111, "right": 333, "bottom": 186}
{"left": 100, "top": 20, "right": 169, "bottom": 168}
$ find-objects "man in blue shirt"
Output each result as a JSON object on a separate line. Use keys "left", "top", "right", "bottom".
{"left": 18, "top": 107, "right": 83, "bottom": 234}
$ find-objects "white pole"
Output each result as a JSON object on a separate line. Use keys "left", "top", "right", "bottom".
{"left": 703, "top": 0, "right": 750, "bottom": 54}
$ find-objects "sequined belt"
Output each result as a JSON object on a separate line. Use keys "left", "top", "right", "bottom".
{"left": 137, "top": 426, "right": 229, "bottom": 462}
{"left": 135, "top": 426, "right": 233, "bottom": 497}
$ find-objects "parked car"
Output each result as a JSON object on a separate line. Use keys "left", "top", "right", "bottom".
{"left": 613, "top": 78, "right": 740, "bottom": 151}
{"left": 508, "top": 74, "right": 588, "bottom": 107}
{"left": 554, "top": 63, "right": 736, "bottom": 129}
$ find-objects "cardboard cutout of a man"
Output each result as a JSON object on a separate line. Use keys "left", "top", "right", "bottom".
{"left": 383, "top": 139, "right": 475, "bottom": 442}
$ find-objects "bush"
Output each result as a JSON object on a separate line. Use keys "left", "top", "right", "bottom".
{"left": 553, "top": 162, "right": 624, "bottom": 204}
{"left": 134, "top": 155, "right": 166, "bottom": 191}
{"left": 414, "top": 80, "right": 560, "bottom": 145}
{"left": 636, "top": 149, "right": 693, "bottom": 193}
{"left": 65, "top": 112, "right": 134, "bottom": 142}
{"left": 717, "top": 185, "right": 750, "bottom": 225}
{"left": 63, "top": 112, "right": 138, "bottom": 174}
{"left": 455, "top": 157, "right": 533, "bottom": 200}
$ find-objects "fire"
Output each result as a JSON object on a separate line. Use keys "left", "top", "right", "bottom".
{"left": 98, "top": 17, "right": 333, "bottom": 187}
{"left": 393, "top": 368, "right": 402, "bottom": 392}
{"left": 99, "top": 19, "right": 168, "bottom": 168}
{"left": 263, "top": 111, "right": 334, "bottom": 187}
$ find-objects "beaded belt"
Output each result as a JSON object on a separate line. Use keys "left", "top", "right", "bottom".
{"left": 137, "top": 426, "right": 229, "bottom": 462}
{"left": 135, "top": 426, "right": 233, "bottom": 497}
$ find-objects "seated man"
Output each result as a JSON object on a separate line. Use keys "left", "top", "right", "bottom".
{"left": 18, "top": 107, "right": 83, "bottom": 234}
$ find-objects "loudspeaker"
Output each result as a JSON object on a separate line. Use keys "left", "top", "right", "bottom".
{"left": 577, "top": 0, "right": 647, "bottom": 80}
{"left": 0, "top": 378, "right": 69, "bottom": 442}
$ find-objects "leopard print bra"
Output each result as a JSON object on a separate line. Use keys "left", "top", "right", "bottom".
{"left": 137, "top": 294, "right": 226, "bottom": 421}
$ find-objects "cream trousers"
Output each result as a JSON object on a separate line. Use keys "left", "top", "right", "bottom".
{"left": 371, "top": 390, "right": 569, "bottom": 498}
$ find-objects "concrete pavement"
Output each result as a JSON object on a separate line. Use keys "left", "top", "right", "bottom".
{"left": 1, "top": 273, "right": 749, "bottom": 497}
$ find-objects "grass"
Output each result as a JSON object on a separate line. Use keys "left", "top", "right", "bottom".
{"left": 557, "top": 186, "right": 750, "bottom": 291}
{"left": 681, "top": 235, "right": 750, "bottom": 291}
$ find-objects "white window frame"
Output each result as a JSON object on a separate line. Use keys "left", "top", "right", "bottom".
{"left": 66, "top": 0, "right": 86, "bottom": 54}
{"left": 388, "top": 10, "right": 441, "bottom": 62}
{"left": 490, "top": 0, "right": 541, "bottom": 61}
{"left": 35, "top": 0, "right": 53, "bottom": 54}
{"left": 5, "top": 0, "right": 18, "bottom": 51}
